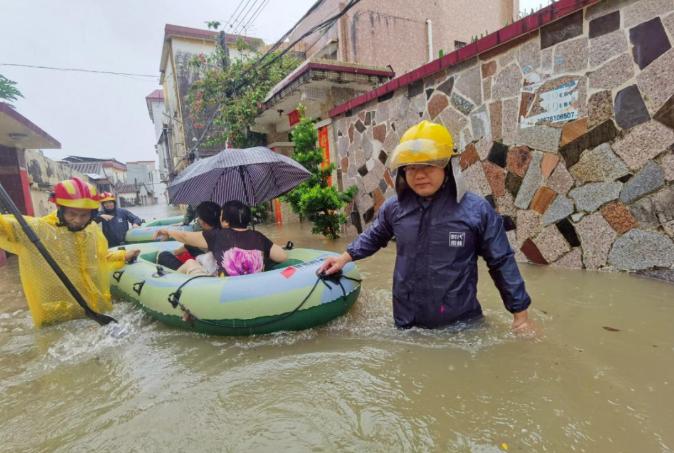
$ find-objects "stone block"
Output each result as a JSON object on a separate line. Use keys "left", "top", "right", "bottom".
{"left": 547, "top": 162, "right": 575, "bottom": 195}
{"left": 495, "top": 191, "right": 517, "bottom": 218}
{"left": 624, "top": 0, "right": 674, "bottom": 28}
{"left": 502, "top": 98, "right": 519, "bottom": 145}
{"left": 560, "top": 118, "right": 589, "bottom": 147}
{"left": 428, "top": 93, "right": 449, "bottom": 120}
{"left": 534, "top": 225, "right": 571, "bottom": 262}
{"left": 589, "top": 11, "right": 621, "bottom": 39}
{"left": 661, "top": 151, "right": 674, "bottom": 181}
{"left": 475, "top": 137, "right": 492, "bottom": 160}
{"left": 455, "top": 65, "right": 482, "bottom": 105}
{"left": 587, "top": 0, "right": 632, "bottom": 21}
{"left": 587, "top": 90, "right": 613, "bottom": 128}
{"left": 541, "top": 10, "right": 583, "bottom": 49}
{"left": 519, "top": 238, "right": 547, "bottom": 265}
{"left": 517, "top": 209, "right": 542, "bottom": 246}
{"left": 348, "top": 123, "right": 354, "bottom": 143}
{"left": 541, "top": 154, "right": 560, "bottom": 178}
{"left": 620, "top": 161, "right": 665, "bottom": 202}
{"left": 489, "top": 102, "right": 503, "bottom": 141}
{"left": 569, "top": 181, "right": 623, "bottom": 212}
{"left": 515, "top": 151, "right": 544, "bottom": 209}
{"left": 451, "top": 93, "right": 475, "bottom": 115}
{"left": 515, "top": 125, "right": 562, "bottom": 152}
{"left": 437, "top": 76, "right": 454, "bottom": 96}
{"left": 482, "top": 61, "right": 496, "bottom": 78}
{"left": 507, "top": 146, "right": 533, "bottom": 177}
{"left": 653, "top": 186, "right": 674, "bottom": 229}
{"left": 654, "top": 94, "right": 674, "bottom": 130}
{"left": 463, "top": 161, "right": 492, "bottom": 196}
{"left": 470, "top": 106, "right": 491, "bottom": 141}
{"left": 492, "top": 64, "right": 522, "bottom": 100}
{"left": 576, "top": 212, "right": 617, "bottom": 270}
{"left": 608, "top": 229, "right": 674, "bottom": 270}
{"left": 506, "top": 172, "right": 523, "bottom": 198}
{"left": 520, "top": 92, "right": 535, "bottom": 119}
{"left": 556, "top": 218, "right": 581, "bottom": 247}
{"left": 612, "top": 120, "right": 674, "bottom": 170}
{"left": 372, "top": 124, "right": 386, "bottom": 143}
{"left": 483, "top": 78, "right": 492, "bottom": 101}
{"left": 629, "top": 196, "right": 660, "bottom": 229}
{"left": 559, "top": 119, "right": 619, "bottom": 168}
{"left": 587, "top": 53, "right": 635, "bottom": 90}
{"left": 408, "top": 80, "right": 424, "bottom": 98}
{"left": 487, "top": 141, "right": 508, "bottom": 168}
{"left": 483, "top": 161, "right": 506, "bottom": 197}
{"left": 355, "top": 119, "right": 366, "bottom": 133}
{"left": 543, "top": 195, "right": 575, "bottom": 225}
{"left": 637, "top": 48, "right": 674, "bottom": 116}
{"left": 438, "top": 106, "right": 468, "bottom": 139}
{"left": 570, "top": 143, "right": 629, "bottom": 183}
{"left": 589, "top": 30, "right": 628, "bottom": 67}
{"left": 552, "top": 247, "right": 583, "bottom": 269}
{"left": 601, "top": 201, "right": 638, "bottom": 233}
{"left": 383, "top": 130, "right": 399, "bottom": 153}
{"left": 518, "top": 39, "right": 541, "bottom": 73}
{"left": 554, "top": 37, "right": 589, "bottom": 73}
{"left": 614, "top": 85, "right": 651, "bottom": 130}
{"left": 373, "top": 188, "right": 385, "bottom": 211}
{"left": 459, "top": 143, "right": 480, "bottom": 170}
{"left": 629, "top": 17, "right": 672, "bottom": 70}
{"left": 541, "top": 48, "right": 553, "bottom": 70}
{"left": 531, "top": 186, "right": 557, "bottom": 214}
{"left": 378, "top": 150, "right": 388, "bottom": 165}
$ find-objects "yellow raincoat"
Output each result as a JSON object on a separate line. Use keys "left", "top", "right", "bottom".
{"left": 0, "top": 211, "right": 126, "bottom": 327}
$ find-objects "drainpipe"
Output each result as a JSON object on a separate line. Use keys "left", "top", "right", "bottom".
{"left": 426, "top": 19, "right": 433, "bottom": 62}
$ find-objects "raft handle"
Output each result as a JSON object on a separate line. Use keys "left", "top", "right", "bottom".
{"left": 132, "top": 280, "right": 145, "bottom": 295}
{"left": 112, "top": 270, "right": 124, "bottom": 283}
{"left": 153, "top": 266, "right": 166, "bottom": 278}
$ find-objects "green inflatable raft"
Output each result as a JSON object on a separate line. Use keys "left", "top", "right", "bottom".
{"left": 124, "top": 222, "right": 197, "bottom": 243}
{"left": 110, "top": 241, "right": 361, "bottom": 335}
{"left": 142, "top": 215, "right": 185, "bottom": 227}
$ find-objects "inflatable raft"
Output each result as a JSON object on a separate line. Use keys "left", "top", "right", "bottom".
{"left": 143, "top": 215, "right": 185, "bottom": 227}
{"left": 110, "top": 241, "right": 361, "bottom": 335}
{"left": 124, "top": 223, "right": 196, "bottom": 243}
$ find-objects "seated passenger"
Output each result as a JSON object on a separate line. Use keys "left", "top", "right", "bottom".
{"left": 154, "top": 201, "right": 287, "bottom": 276}
{"left": 156, "top": 201, "right": 220, "bottom": 275}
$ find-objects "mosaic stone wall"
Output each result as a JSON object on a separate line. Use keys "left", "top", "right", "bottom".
{"left": 332, "top": 0, "right": 674, "bottom": 274}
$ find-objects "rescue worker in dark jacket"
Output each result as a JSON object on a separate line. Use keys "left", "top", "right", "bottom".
{"left": 96, "top": 192, "right": 143, "bottom": 247}
{"left": 319, "top": 121, "right": 532, "bottom": 331}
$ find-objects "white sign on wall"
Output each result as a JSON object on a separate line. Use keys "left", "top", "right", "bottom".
{"left": 521, "top": 80, "right": 579, "bottom": 128}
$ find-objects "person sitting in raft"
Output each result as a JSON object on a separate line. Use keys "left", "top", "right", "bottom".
{"left": 96, "top": 192, "right": 143, "bottom": 247}
{"left": 0, "top": 177, "right": 140, "bottom": 328}
{"left": 156, "top": 201, "right": 220, "bottom": 276}
{"left": 318, "top": 121, "right": 533, "bottom": 332}
{"left": 154, "top": 200, "right": 287, "bottom": 276}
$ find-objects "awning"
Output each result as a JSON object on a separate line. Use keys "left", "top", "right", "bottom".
{"left": 0, "top": 102, "right": 61, "bottom": 149}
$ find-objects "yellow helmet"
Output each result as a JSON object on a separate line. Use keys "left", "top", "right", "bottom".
{"left": 386, "top": 120, "right": 455, "bottom": 171}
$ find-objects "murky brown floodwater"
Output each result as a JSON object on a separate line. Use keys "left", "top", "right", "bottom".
{"left": 1, "top": 204, "right": 674, "bottom": 452}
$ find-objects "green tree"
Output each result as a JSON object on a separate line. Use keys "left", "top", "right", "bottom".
{"left": 284, "top": 108, "right": 357, "bottom": 239}
{"left": 186, "top": 39, "right": 300, "bottom": 149}
{"left": 0, "top": 74, "right": 23, "bottom": 105}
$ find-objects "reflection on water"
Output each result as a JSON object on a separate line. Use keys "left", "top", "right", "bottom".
{"left": 1, "top": 206, "right": 674, "bottom": 452}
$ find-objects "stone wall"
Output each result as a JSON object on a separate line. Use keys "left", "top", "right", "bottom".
{"left": 332, "top": 0, "right": 674, "bottom": 274}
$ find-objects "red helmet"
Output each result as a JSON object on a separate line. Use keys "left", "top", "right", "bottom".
{"left": 49, "top": 177, "right": 100, "bottom": 210}
{"left": 99, "top": 192, "right": 116, "bottom": 202}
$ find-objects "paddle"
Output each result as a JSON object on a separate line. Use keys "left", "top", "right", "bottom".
{"left": 0, "top": 182, "right": 117, "bottom": 326}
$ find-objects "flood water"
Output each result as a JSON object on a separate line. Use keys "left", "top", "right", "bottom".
{"left": 1, "top": 204, "right": 674, "bottom": 452}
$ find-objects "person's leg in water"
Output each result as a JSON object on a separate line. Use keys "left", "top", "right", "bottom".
{"left": 157, "top": 251, "right": 183, "bottom": 270}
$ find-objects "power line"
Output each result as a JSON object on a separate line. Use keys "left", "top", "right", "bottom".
{"left": 188, "top": 0, "right": 360, "bottom": 155}
{"left": 226, "top": 0, "right": 254, "bottom": 29}
{"left": 225, "top": 0, "right": 248, "bottom": 28}
{"left": 0, "top": 63, "right": 156, "bottom": 79}
{"left": 238, "top": 0, "right": 269, "bottom": 34}
{"left": 230, "top": 0, "right": 259, "bottom": 33}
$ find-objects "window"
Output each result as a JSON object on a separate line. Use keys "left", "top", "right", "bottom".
{"left": 454, "top": 40, "right": 466, "bottom": 49}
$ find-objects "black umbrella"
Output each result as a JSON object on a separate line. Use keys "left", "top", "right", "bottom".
{"left": 168, "top": 147, "right": 311, "bottom": 206}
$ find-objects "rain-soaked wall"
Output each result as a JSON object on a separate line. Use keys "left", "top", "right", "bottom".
{"left": 332, "top": 0, "right": 674, "bottom": 277}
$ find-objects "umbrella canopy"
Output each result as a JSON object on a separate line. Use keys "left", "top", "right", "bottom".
{"left": 168, "top": 147, "right": 311, "bottom": 206}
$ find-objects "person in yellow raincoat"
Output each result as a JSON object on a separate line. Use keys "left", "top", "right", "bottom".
{"left": 0, "top": 177, "right": 139, "bottom": 327}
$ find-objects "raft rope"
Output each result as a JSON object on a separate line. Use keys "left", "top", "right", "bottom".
{"left": 166, "top": 271, "right": 362, "bottom": 332}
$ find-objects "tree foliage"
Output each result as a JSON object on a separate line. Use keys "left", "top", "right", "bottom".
{"left": 0, "top": 74, "right": 23, "bottom": 104}
{"left": 284, "top": 108, "right": 357, "bottom": 239}
{"left": 186, "top": 39, "right": 300, "bottom": 149}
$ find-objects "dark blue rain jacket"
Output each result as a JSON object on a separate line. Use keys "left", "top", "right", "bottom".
{"left": 346, "top": 173, "right": 531, "bottom": 329}
{"left": 99, "top": 208, "right": 142, "bottom": 247}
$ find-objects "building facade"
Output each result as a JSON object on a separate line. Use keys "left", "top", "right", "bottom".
{"left": 158, "top": 24, "right": 264, "bottom": 176}
{"left": 145, "top": 89, "right": 171, "bottom": 183}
